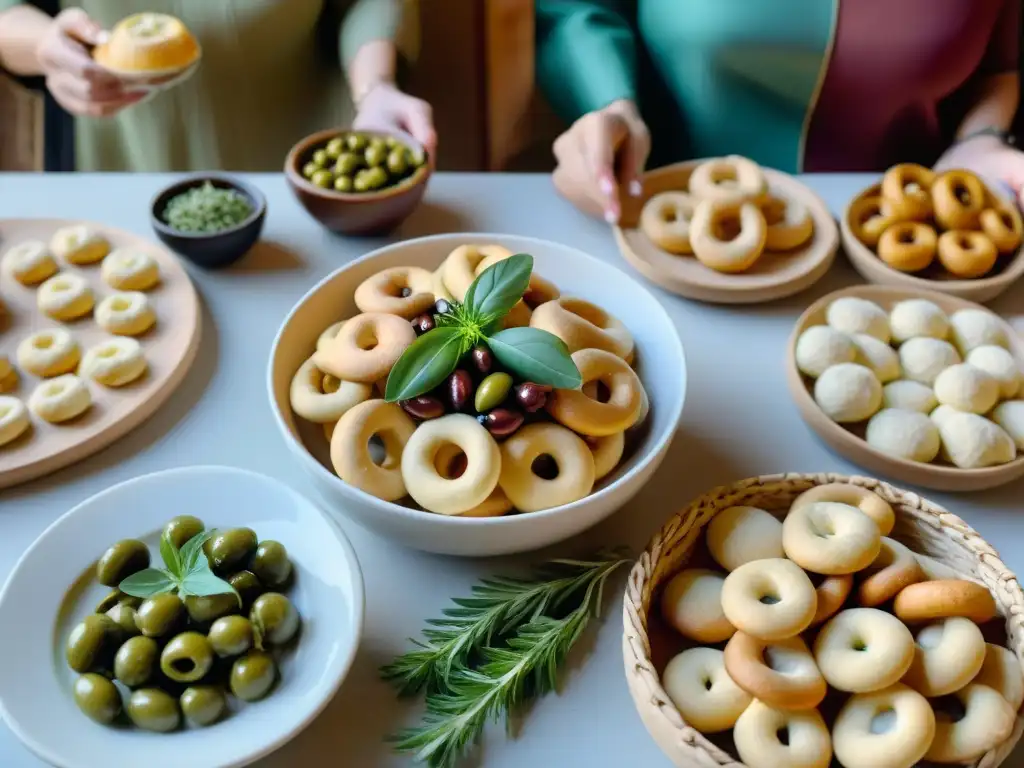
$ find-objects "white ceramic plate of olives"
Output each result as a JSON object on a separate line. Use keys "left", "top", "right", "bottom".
{"left": 0, "top": 465, "right": 364, "bottom": 768}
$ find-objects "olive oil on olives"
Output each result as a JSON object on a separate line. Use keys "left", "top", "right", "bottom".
{"left": 115, "top": 635, "right": 160, "bottom": 688}
{"left": 96, "top": 539, "right": 150, "bottom": 587}
{"left": 160, "top": 632, "right": 214, "bottom": 683}
{"left": 73, "top": 674, "right": 122, "bottom": 724}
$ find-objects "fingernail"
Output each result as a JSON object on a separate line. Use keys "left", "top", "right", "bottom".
{"left": 604, "top": 209, "right": 618, "bottom": 224}
{"left": 629, "top": 180, "right": 643, "bottom": 197}
{"left": 599, "top": 176, "right": 614, "bottom": 196}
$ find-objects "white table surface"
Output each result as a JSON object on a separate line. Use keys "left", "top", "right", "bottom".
{"left": 1, "top": 172, "right": 1023, "bottom": 768}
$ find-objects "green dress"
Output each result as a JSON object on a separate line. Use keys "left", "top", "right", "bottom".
{"left": 0, "top": 0, "right": 402, "bottom": 171}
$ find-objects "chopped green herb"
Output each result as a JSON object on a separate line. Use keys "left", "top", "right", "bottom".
{"left": 162, "top": 181, "right": 254, "bottom": 234}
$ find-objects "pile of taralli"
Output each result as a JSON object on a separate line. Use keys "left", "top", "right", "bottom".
{"left": 639, "top": 155, "right": 815, "bottom": 274}
{"left": 659, "top": 483, "right": 1021, "bottom": 768}
{"left": 848, "top": 163, "right": 1023, "bottom": 279}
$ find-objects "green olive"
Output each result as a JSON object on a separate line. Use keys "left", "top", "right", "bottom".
{"left": 134, "top": 594, "right": 185, "bottom": 638}
{"left": 312, "top": 149, "right": 329, "bottom": 167}
{"left": 160, "top": 631, "right": 214, "bottom": 683}
{"left": 475, "top": 372, "right": 513, "bottom": 412}
{"left": 204, "top": 528, "right": 258, "bottom": 573}
{"left": 334, "top": 175, "right": 354, "bottom": 193}
{"left": 114, "top": 635, "right": 160, "bottom": 688}
{"left": 73, "top": 673, "right": 122, "bottom": 724}
{"left": 208, "top": 615, "right": 254, "bottom": 658}
{"left": 250, "top": 593, "right": 300, "bottom": 645}
{"left": 96, "top": 539, "right": 150, "bottom": 587}
{"left": 163, "top": 515, "right": 204, "bottom": 550}
{"left": 127, "top": 688, "right": 180, "bottom": 732}
{"left": 229, "top": 650, "right": 276, "bottom": 702}
{"left": 302, "top": 161, "right": 319, "bottom": 179}
{"left": 66, "top": 614, "right": 120, "bottom": 673}
{"left": 227, "top": 570, "right": 264, "bottom": 610}
{"left": 364, "top": 144, "right": 388, "bottom": 168}
{"left": 106, "top": 603, "right": 140, "bottom": 637}
{"left": 310, "top": 169, "right": 334, "bottom": 189}
{"left": 334, "top": 151, "right": 362, "bottom": 175}
{"left": 180, "top": 685, "right": 227, "bottom": 727}
{"left": 184, "top": 592, "right": 239, "bottom": 624}
{"left": 386, "top": 148, "right": 409, "bottom": 177}
{"left": 249, "top": 541, "right": 292, "bottom": 588}
{"left": 354, "top": 167, "right": 388, "bottom": 192}
{"left": 325, "top": 136, "right": 345, "bottom": 159}
{"left": 95, "top": 589, "right": 140, "bottom": 614}
{"left": 346, "top": 132, "right": 368, "bottom": 151}
{"left": 384, "top": 135, "right": 399, "bottom": 149}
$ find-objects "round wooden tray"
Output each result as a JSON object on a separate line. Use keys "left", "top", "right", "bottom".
{"left": 842, "top": 183, "right": 1024, "bottom": 303}
{"left": 0, "top": 219, "right": 200, "bottom": 489}
{"left": 786, "top": 285, "right": 1024, "bottom": 492}
{"left": 614, "top": 160, "right": 839, "bottom": 304}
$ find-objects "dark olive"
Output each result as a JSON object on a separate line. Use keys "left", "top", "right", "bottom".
{"left": 66, "top": 614, "right": 120, "bottom": 673}
{"left": 160, "top": 632, "right": 214, "bottom": 683}
{"left": 208, "top": 615, "right": 254, "bottom": 658}
{"left": 479, "top": 407, "right": 524, "bottom": 437}
{"left": 249, "top": 541, "right": 292, "bottom": 588}
{"left": 180, "top": 685, "right": 227, "bottom": 727}
{"left": 227, "top": 570, "right": 264, "bottom": 610}
{"left": 96, "top": 539, "right": 150, "bottom": 587}
{"left": 448, "top": 369, "right": 474, "bottom": 412}
{"left": 401, "top": 395, "right": 446, "bottom": 421}
{"left": 345, "top": 132, "right": 368, "bottom": 151}
{"left": 106, "top": 603, "right": 140, "bottom": 636}
{"left": 184, "top": 592, "right": 239, "bottom": 624}
{"left": 434, "top": 298, "right": 451, "bottom": 315}
{"left": 334, "top": 152, "right": 361, "bottom": 175}
{"left": 73, "top": 673, "right": 122, "bottom": 724}
{"left": 163, "top": 515, "right": 204, "bottom": 550}
{"left": 411, "top": 313, "right": 435, "bottom": 335}
{"left": 134, "top": 594, "right": 185, "bottom": 638}
{"left": 114, "top": 635, "right": 159, "bottom": 687}
{"left": 127, "top": 688, "right": 180, "bottom": 732}
{"left": 250, "top": 593, "right": 300, "bottom": 645}
{"left": 204, "top": 528, "right": 258, "bottom": 573}
{"left": 229, "top": 650, "right": 276, "bottom": 702}
{"left": 515, "top": 382, "right": 551, "bottom": 413}
{"left": 471, "top": 345, "right": 492, "bottom": 375}
{"left": 95, "top": 589, "right": 140, "bottom": 614}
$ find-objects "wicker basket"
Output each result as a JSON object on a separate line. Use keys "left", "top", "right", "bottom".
{"left": 622, "top": 472, "right": 1024, "bottom": 768}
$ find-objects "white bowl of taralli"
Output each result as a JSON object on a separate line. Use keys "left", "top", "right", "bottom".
{"left": 267, "top": 233, "right": 686, "bottom": 556}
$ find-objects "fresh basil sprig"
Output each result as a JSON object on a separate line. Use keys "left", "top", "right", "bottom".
{"left": 384, "top": 253, "right": 582, "bottom": 402}
{"left": 119, "top": 530, "right": 239, "bottom": 602}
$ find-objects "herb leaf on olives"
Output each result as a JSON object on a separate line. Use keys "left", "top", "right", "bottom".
{"left": 462, "top": 253, "right": 533, "bottom": 326}
{"left": 118, "top": 528, "right": 238, "bottom": 603}
{"left": 119, "top": 568, "right": 176, "bottom": 599}
{"left": 487, "top": 327, "right": 583, "bottom": 389}
{"left": 159, "top": 530, "right": 183, "bottom": 577}
{"left": 180, "top": 568, "right": 240, "bottom": 601}
{"left": 384, "top": 326, "right": 465, "bottom": 403}
{"left": 179, "top": 529, "right": 218, "bottom": 572}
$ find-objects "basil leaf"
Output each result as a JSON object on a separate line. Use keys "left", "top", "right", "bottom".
{"left": 180, "top": 529, "right": 217, "bottom": 575}
{"left": 463, "top": 253, "right": 532, "bottom": 321}
{"left": 159, "top": 530, "right": 183, "bottom": 579}
{"left": 385, "top": 327, "right": 464, "bottom": 402}
{"left": 487, "top": 327, "right": 582, "bottom": 389}
{"left": 119, "top": 568, "right": 176, "bottom": 599}
{"left": 180, "top": 567, "right": 239, "bottom": 600}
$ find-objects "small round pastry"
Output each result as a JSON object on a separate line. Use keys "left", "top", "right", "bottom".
{"left": 288, "top": 357, "right": 373, "bottom": 423}
{"left": 810, "top": 574, "right": 853, "bottom": 626}
{"left": 312, "top": 312, "right": 416, "bottom": 383}
{"left": 94, "top": 292, "right": 157, "bottom": 336}
{"left": 966, "top": 345, "right": 1020, "bottom": 399}
{"left": 431, "top": 267, "right": 453, "bottom": 303}
{"left": 80, "top": 337, "right": 147, "bottom": 387}
{"left": 37, "top": 272, "right": 95, "bottom": 321}
{"left": 889, "top": 298, "right": 950, "bottom": 342}
{"left": 936, "top": 409, "right": 1017, "bottom": 468}
{"left": 497, "top": 300, "right": 532, "bottom": 330}
{"left": 937, "top": 229, "right": 998, "bottom": 278}
{"left": 49, "top": 225, "right": 110, "bottom": 265}
{"left": 93, "top": 12, "right": 200, "bottom": 74}
{"left": 720, "top": 558, "right": 817, "bottom": 641}
{"left": 100, "top": 249, "right": 161, "bottom": 291}
{"left": 877, "top": 221, "right": 937, "bottom": 272}
{"left": 760, "top": 190, "right": 814, "bottom": 250}
{"left": 882, "top": 380, "right": 937, "bottom": 414}
{"left": 881, "top": 162, "right": 935, "bottom": 220}
{"left": 991, "top": 400, "right": 1024, "bottom": 449}
{"left": 950, "top": 307, "right": 1009, "bottom": 354}
{"left": 689, "top": 198, "right": 767, "bottom": 273}
{"left": 316, "top": 321, "right": 345, "bottom": 353}
{"left": 530, "top": 297, "right": 633, "bottom": 359}
{"left": 926, "top": 683, "right": 1016, "bottom": 763}
{"left": 546, "top": 349, "right": 643, "bottom": 436}
{"left": 783, "top": 501, "right": 881, "bottom": 575}
{"left": 898, "top": 337, "right": 961, "bottom": 385}
{"left": 848, "top": 194, "right": 896, "bottom": 248}
{"left": 831, "top": 683, "right": 935, "bottom": 768}
{"left": 902, "top": 617, "right": 986, "bottom": 697}
{"left": 933, "top": 362, "right": 999, "bottom": 414}
{"left": 857, "top": 537, "right": 924, "bottom": 607}
{"left": 706, "top": 505, "right": 784, "bottom": 572}
{"left": 16, "top": 328, "right": 80, "bottom": 377}
{"left": 441, "top": 244, "right": 513, "bottom": 301}
{"left": 790, "top": 482, "right": 896, "bottom": 535}
{"left": 661, "top": 648, "right": 751, "bottom": 734}
{"left": 660, "top": 568, "right": 735, "bottom": 643}
{"left": 28, "top": 374, "right": 91, "bottom": 423}
{"left": 813, "top": 363, "right": 883, "bottom": 423}
{"left": 974, "top": 643, "right": 1024, "bottom": 711}
{"left": 865, "top": 408, "right": 941, "bottom": 463}
{"left": 980, "top": 204, "right": 1023, "bottom": 253}
{"left": 588, "top": 431, "right": 624, "bottom": 481}
{"left": 733, "top": 700, "right": 831, "bottom": 768}
{"left": 931, "top": 170, "right": 986, "bottom": 230}
{"left": 330, "top": 399, "right": 416, "bottom": 502}
{"left": 688, "top": 155, "right": 768, "bottom": 203}
{"left": 0, "top": 356, "right": 18, "bottom": 394}
{"left": 499, "top": 422, "right": 595, "bottom": 512}
{"left": 1, "top": 240, "right": 58, "bottom": 285}
{"left": 0, "top": 396, "right": 31, "bottom": 447}
{"left": 794, "top": 325, "right": 857, "bottom": 378}
{"left": 813, "top": 608, "right": 915, "bottom": 692}
{"left": 826, "top": 297, "right": 890, "bottom": 342}
{"left": 519, "top": 272, "right": 561, "bottom": 308}
{"left": 640, "top": 191, "right": 696, "bottom": 254}
{"left": 353, "top": 266, "right": 435, "bottom": 319}
{"left": 852, "top": 333, "right": 900, "bottom": 383}
{"left": 893, "top": 579, "right": 998, "bottom": 624}
{"left": 723, "top": 633, "right": 826, "bottom": 710}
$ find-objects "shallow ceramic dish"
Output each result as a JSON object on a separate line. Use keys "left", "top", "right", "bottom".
{"left": 267, "top": 233, "right": 686, "bottom": 556}
{"left": 0, "top": 465, "right": 364, "bottom": 768}
{"left": 842, "top": 183, "right": 1024, "bottom": 303}
{"left": 787, "top": 285, "right": 1024, "bottom": 491}
{"left": 614, "top": 161, "right": 838, "bottom": 304}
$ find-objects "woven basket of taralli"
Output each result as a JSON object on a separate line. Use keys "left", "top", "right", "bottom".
{"left": 622, "top": 471, "right": 1024, "bottom": 768}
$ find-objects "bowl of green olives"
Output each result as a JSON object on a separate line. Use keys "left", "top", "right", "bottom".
{"left": 0, "top": 466, "right": 363, "bottom": 768}
{"left": 284, "top": 127, "right": 431, "bottom": 236}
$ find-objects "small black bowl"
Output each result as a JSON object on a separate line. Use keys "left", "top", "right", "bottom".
{"left": 150, "top": 174, "right": 267, "bottom": 269}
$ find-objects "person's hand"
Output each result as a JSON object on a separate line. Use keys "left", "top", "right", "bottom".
{"left": 353, "top": 82, "right": 437, "bottom": 158}
{"left": 35, "top": 8, "right": 143, "bottom": 118}
{"left": 552, "top": 99, "right": 650, "bottom": 223}
{"left": 934, "top": 134, "right": 1024, "bottom": 209}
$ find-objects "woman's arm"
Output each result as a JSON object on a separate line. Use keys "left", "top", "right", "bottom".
{"left": 0, "top": 3, "right": 51, "bottom": 75}
{"left": 954, "top": 0, "right": 1020, "bottom": 140}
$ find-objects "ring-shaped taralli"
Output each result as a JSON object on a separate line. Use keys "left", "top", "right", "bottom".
{"left": 1, "top": 240, "right": 58, "bottom": 285}
{"left": 17, "top": 328, "right": 81, "bottom": 377}
{"left": 80, "top": 337, "right": 148, "bottom": 387}
{"left": 733, "top": 700, "right": 832, "bottom": 768}
{"left": 521, "top": 273, "right": 560, "bottom": 309}
{"left": 50, "top": 225, "right": 110, "bottom": 265}
{"left": 431, "top": 267, "right": 453, "bottom": 303}
{"left": 902, "top": 617, "right": 986, "bottom": 698}
{"left": 441, "top": 244, "right": 513, "bottom": 301}
{"left": 877, "top": 221, "right": 937, "bottom": 272}
{"left": 975, "top": 643, "right": 1024, "bottom": 711}
{"left": 980, "top": 205, "right": 1023, "bottom": 253}
{"left": 28, "top": 373, "right": 92, "bottom": 423}
{"left": 661, "top": 648, "right": 751, "bottom": 734}
{"left": 353, "top": 266, "right": 436, "bottom": 319}
{"left": 587, "top": 431, "right": 624, "bottom": 481}
{"left": 330, "top": 399, "right": 416, "bottom": 502}
{"left": 530, "top": 297, "right": 633, "bottom": 359}
{"left": 0, "top": 396, "right": 31, "bottom": 447}
{"left": 316, "top": 321, "right": 346, "bottom": 353}
{"left": 782, "top": 501, "right": 881, "bottom": 575}
{"left": 432, "top": 444, "right": 514, "bottom": 518}
{"left": 720, "top": 558, "right": 817, "bottom": 641}
{"left": 100, "top": 248, "right": 161, "bottom": 291}
{"left": 857, "top": 537, "right": 924, "bottom": 606}
{"left": 498, "top": 422, "right": 595, "bottom": 513}
{"left": 0, "top": 356, "right": 17, "bottom": 394}
{"left": 893, "top": 579, "right": 998, "bottom": 623}
{"left": 881, "top": 163, "right": 935, "bottom": 221}
{"left": 660, "top": 568, "right": 735, "bottom": 644}
{"left": 688, "top": 155, "right": 768, "bottom": 204}
{"left": 813, "top": 608, "right": 915, "bottom": 692}
{"left": 790, "top": 483, "right": 895, "bottom": 535}
{"left": 546, "top": 348, "right": 644, "bottom": 437}
{"left": 94, "top": 292, "right": 157, "bottom": 336}
{"left": 689, "top": 198, "right": 767, "bottom": 273}
{"left": 760, "top": 191, "right": 814, "bottom": 250}
{"left": 401, "top": 414, "right": 502, "bottom": 515}
{"left": 831, "top": 683, "right": 936, "bottom": 768}
{"left": 706, "top": 506, "right": 785, "bottom": 572}
{"left": 937, "top": 229, "right": 998, "bottom": 278}
{"left": 848, "top": 195, "right": 896, "bottom": 248}
{"left": 926, "top": 684, "right": 1017, "bottom": 763}
{"left": 37, "top": 272, "right": 95, "bottom": 321}
{"left": 723, "top": 632, "right": 827, "bottom": 711}
{"left": 640, "top": 191, "right": 697, "bottom": 254}
{"left": 312, "top": 312, "right": 416, "bottom": 383}
{"left": 932, "top": 170, "right": 986, "bottom": 230}
{"left": 289, "top": 357, "right": 373, "bottom": 423}
{"left": 810, "top": 573, "right": 853, "bottom": 626}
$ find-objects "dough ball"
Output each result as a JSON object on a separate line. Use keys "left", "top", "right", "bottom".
{"left": 933, "top": 363, "right": 999, "bottom": 414}
{"left": 882, "top": 380, "right": 937, "bottom": 414}
{"left": 930, "top": 404, "right": 959, "bottom": 429}
{"left": 866, "top": 408, "right": 941, "bottom": 463}
{"left": 826, "top": 297, "right": 890, "bottom": 342}
{"left": 949, "top": 308, "right": 1008, "bottom": 354}
{"left": 991, "top": 401, "right": 1024, "bottom": 450}
{"left": 890, "top": 299, "right": 950, "bottom": 343}
{"left": 937, "top": 411, "right": 1016, "bottom": 469}
{"left": 795, "top": 325, "right": 856, "bottom": 378}
{"left": 966, "top": 345, "right": 1020, "bottom": 400}
{"left": 814, "top": 362, "right": 883, "bottom": 423}
{"left": 852, "top": 333, "right": 900, "bottom": 383}
{"left": 898, "top": 337, "right": 961, "bottom": 385}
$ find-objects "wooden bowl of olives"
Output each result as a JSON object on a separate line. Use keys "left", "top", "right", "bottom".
{"left": 284, "top": 127, "right": 431, "bottom": 236}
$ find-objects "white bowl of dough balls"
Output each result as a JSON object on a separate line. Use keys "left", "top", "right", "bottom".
{"left": 788, "top": 286, "right": 1024, "bottom": 491}
{"left": 623, "top": 473, "right": 1024, "bottom": 768}
{"left": 267, "top": 233, "right": 686, "bottom": 556}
